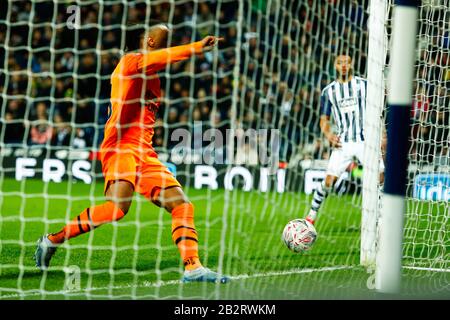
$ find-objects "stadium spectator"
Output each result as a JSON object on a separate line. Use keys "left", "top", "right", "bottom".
{"left": 411, "top": 86, "right": 430, "bottom": 121}
{"left": 197, "top": 3, "right": 214, "bottom": 38}
{"left": 32, "top": 102, "right": 48, "bottom": 121}
{"left": 73, "top": 128, "right": 88, "bottom": 149}
{"left": 7, "top": 99, "right": 25, "bottom": 120}
{"left": 3, "top": 112, "right": 24, "bottom": 144}
{"left": 60, "top": 52, "right": 74, "bottom": 72}
{"left": 168, "top": 107, "right": 179, "bottom": 126}
{"left": 29, "top": 116, "right": 53, "bottom": 146}
{"left": 51, "top": 114, "right": 71, "bottom": 147}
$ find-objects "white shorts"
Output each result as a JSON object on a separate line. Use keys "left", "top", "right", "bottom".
{"left": 326, "top": 141, "right": 385, "bottom": 178}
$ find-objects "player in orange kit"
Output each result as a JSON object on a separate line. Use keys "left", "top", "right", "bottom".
{"left": 35, "top": 24, "right": 229, "bottom": 283}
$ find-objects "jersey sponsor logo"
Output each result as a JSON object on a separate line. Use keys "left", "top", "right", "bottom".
{"left": 338, "top": 97, "right": 358, "bottom": 113}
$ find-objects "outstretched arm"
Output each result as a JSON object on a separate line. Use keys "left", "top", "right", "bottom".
{"left": 320, "top": 115, "right": 341, "bottom": 148}
{"left": 137, "top": 36, "right": 223, "bottom": 74}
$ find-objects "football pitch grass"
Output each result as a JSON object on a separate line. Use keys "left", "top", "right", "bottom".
{"left": 0, "top": 178, "right": 448, "bottom": 300}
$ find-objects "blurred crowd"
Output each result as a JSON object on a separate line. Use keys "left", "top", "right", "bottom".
{"left": 410, "top": 7, "right": 450, "bottom": 167}
{"left": 0, "top": 0, "right": 448, "bottom": 167}
{"left": 0, "top": 0, "right": 238, "bottom": 153}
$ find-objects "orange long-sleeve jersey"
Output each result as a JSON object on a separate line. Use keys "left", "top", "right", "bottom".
{"left": 100, "top": 41, "right": 203, "bottom": 161}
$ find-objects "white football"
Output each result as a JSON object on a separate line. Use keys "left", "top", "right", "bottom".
{"left": 282, "top": 219, "right": 317, "bottom": 253}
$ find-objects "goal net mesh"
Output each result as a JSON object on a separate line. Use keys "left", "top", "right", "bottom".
{"left": 397, "top": 0, "right": 449, "bottom": 282}
{"left": 0, "top": 0, "right": 448, "bottom": 299}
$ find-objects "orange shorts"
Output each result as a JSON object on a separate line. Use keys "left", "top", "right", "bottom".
{"left": 101, "top": 151, "right": 181, "bottom": 202}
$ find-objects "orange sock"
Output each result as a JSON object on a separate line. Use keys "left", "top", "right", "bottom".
{"left": 171, "top": 202, "right": 202, "bottom": 270}
{"left": 48, "top": 201, "right": 125, "bottom": 244}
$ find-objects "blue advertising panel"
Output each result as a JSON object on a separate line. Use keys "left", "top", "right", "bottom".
{"left": 413, "top": 174, "right": 450, "bottom": 201}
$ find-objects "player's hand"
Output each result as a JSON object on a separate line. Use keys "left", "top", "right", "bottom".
{"left": 201, "top": 36, "right": 224, "bottom": 52}
{"left": 327, "top": 134, "right": 342, "bottom": 148}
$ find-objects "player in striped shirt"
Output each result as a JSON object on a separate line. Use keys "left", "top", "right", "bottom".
{"left": 305, "top": 54, "right": 385, "bottom": 225}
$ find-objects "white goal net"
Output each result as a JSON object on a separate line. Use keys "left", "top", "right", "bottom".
{"left": 400, "top": 0, "right": 449, "bottom": 283}
{"left": 0, "top": 0, "right": 448, "bottom": 300}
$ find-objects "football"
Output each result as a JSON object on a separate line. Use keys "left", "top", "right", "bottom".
{"left": 282, "top": 219, "right": 317, "bottom": 253}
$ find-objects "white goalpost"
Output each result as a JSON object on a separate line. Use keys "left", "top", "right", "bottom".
{"left": 364, "top": 0, "right": 449, "bottom": 292}
{"left": 376, "top": 0, "right": 420, "bottom": 293}
{"left": 361, "top": 0, "right": 450, "bottom": 292}
{"left": 361, "top": 0, "right": 389, "bottom": 268}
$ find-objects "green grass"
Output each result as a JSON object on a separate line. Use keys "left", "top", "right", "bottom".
{"left": 0, "top": 178, "right": 448, "bottom": 300}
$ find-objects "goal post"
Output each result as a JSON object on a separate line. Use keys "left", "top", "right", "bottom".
{"left": 361, "top": 0, "right": 389, "bottom": 268}
{"left": 376, "top": 0, "right": 420, "bottom": 293}
{"left": 362, "top": 0, "right": 448, "bottom": 292}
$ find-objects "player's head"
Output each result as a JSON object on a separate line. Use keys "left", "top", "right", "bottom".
{"left": 141, "top": 24, "right": 169, "bottom": 50}
{"left": 334, "top": 54, "right": 353, "bottom": 78}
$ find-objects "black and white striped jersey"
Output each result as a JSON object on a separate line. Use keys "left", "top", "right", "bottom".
{"left": 321, "top": 76, "right": 367, "bottom": 143}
